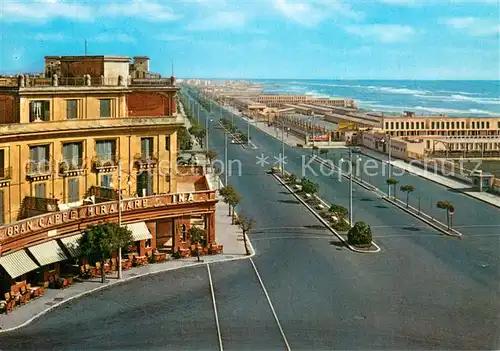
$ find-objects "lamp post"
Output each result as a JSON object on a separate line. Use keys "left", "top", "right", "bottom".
{"left": 380, "top": 136, "right": 392, "bottom": 197}
{"left": 281, "top": 118, "right": 285, "bottom": 177}
{"left": 117, "top": 163, "right": 122, "bottom": 279}
{"left": 340, "top": 148, "right": 354, "bottom": 226}
{"left": 247, "top": 116, "right": 250, "bottom": 146}
{"left": 224, "top": 130, "right": 228, "bottom": 185}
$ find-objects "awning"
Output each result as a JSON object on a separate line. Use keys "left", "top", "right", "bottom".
{"left": 125, "top": 222, "right": 153, "bottom": 241}
{"left": 60, "top": 234, "right": 83, "bottom": 258}
{"left": 0, "top": 250, "right": 39, "bottom": 279}
{"left": 28, "top": 240, "right": 68, "bottom": 266}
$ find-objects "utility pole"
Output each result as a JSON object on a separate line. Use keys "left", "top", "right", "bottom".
{"left": 388, "top": 135, "right": 392, "bottom": 196}
{"left": 349, "top": 148, "right": 353, "bottom": 226}
{"left": 247, "top": 116, "right": 250, "bottom": 146}
{"left": 224, "top": 130, "right": 228, "bottom": 185}
{"left": 281, "top": 119, "right": 285, "bottom": 177}
{"left": 84, "top": 39, "right": 87, "bottom": 56}
{"left": 117, "top": 163, "right": 123, "bottom": 280}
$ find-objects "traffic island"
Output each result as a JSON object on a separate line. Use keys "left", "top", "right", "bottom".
{"left": 270, "top": 168, "right": 381, "bottom": 253}
{"left": 310, "top": 155, "right": 464, "bottom": 239}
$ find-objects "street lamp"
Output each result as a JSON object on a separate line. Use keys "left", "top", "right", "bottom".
{"left": 340, "top": 148, "right": 354, "bottom": 226}
{"left": 110, "top": 163, "right": 132, "bottom": 280}
{"left": 281, "top": 118, "right": 285, "bottom": 177}
{"left": 380, "top": 135, "right": 392, "bottom": 197}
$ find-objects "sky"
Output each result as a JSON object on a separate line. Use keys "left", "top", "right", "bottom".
{"left": 0, "top": 0, "right": 499, "bottom": 80}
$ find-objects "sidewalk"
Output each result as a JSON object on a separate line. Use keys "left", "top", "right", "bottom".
{"left": 0, "top": 196, "right": 248, "bottom": 331}
{"left": 359, "top": 147, "right": 500, "bottom": 208}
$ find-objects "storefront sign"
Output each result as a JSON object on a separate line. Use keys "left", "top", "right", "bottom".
{"left": 0, "top": 192, "right": 208, "bottom": 241}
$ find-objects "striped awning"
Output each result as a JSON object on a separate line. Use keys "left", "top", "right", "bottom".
{"left": 125, "top": 222, "right": 153, "bottom": 242}
{"left": 28, "top": 240, "right": 68, "bottom": 266}
{"left": 0, "top": 250, "right": 39, "bottom": 279}
{"left": 60, "top": 234, "right": 83, "bottom": 258}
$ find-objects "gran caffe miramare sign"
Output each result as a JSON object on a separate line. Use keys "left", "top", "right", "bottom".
{"left": 0, "top": 193, "right": 203, "bottom": 241}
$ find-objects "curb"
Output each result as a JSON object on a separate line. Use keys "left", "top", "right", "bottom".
{"left": 382, "top": 197, "right": 462, "bottom": 238}
{"left": 311, "top": 156, "right": 463, "bottom": 238}
{"left": 272, "top": 173, "right": 381, "bottom": 253}
{"left": 0, "top": 198, "right": 256, "bottom": 334}
{"left": 358, "top": 150, "right": 500, "bottom": 210}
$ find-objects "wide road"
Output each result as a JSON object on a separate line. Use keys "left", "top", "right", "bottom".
{"left": 1, "top": 91, "right": 498, "bottom": 350}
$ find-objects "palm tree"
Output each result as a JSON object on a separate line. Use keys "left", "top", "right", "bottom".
{"left": 228, "top": 192, "right": 242, "bottom": 224}
{"left": 301, "top": 177, "right": 319, "bottom": 195}
{"left": 188, "top": 226, "right": 205, "bottom": 262}
{"left": 400, "top": 185, "right": 416, "bottom": 208}
{"left": 238, "top": 216, "right": 255, "bottom": 255}
{"left": 437, "top": 200, "right": 455, "bottom": 230}
{"left": 386, "top": 178, "right": 399, "bottom": 199}
{"left": 205, "top": 149, "right": 218, "bottom": 164}
{"left": 78, "top": 223, "right": 133, "bottom": 283}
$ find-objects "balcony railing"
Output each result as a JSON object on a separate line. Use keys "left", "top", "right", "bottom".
{"left": 26, "top": 161, "right": 52, "bottom": 177}
{"left": 18, "top": 196, "right": 59, "bottom": 220}
{"left": 133, "top": 153, "right": 158, "bottom": 168}
{"left": 86, "top": 185, "right": 119, "bottom": 203}
{"left": 92, "top": 156, "right": 118, "bottom": 170}
{"left": 130, "top": 78, "right": 175, "bottom": 86}
{"left": 0, "top": 167, "right": 12, "bottom": 180}
{"left": 59, "top": 158, "right": 86, "bottom": 174}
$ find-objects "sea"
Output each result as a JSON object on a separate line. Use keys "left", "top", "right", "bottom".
{"left": 250, "top": 79, "right": 500, "bottom": 117}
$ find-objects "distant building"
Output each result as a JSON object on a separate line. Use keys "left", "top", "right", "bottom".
{"left": 254, "top": 94, "right": 355, "bottom": 108}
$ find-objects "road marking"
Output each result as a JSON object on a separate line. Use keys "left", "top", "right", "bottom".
{"left": 207, "top": 264, "right": 223, "bottom": 351}
{"left": 249, "top": 258, "right": 291, "bottom": 351}
{"left": 250, "top": 236, "right": 334, "bottom": 241}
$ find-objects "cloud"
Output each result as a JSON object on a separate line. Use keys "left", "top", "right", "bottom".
{"left": 344, "top": 24, "right": 416, "bottom": 43}
{"left": 441, "top": 17, "right": 500, "bottom": 36}
{"left": 187, "top": 11, "right": 245, "bottom": 31}
{"left": 100, "top": 0, "right": 180, "bottom": 21}
{"left": 93, "top": 33, "right": 136, "bottom": 43}
{"left": 379, "top": 0, "right": 421, "bottom": 5}
{"left": 32, "top": 32, "right": 66, "bottom": 41}
{"left": 155, "top": 34, "right": 189, "bottom": 41}
{"left": 273, "top": 0, "right": 363, "bottom": 27}
{"left": 1, "top": 0, "right": 180, "bottom": 23}
{"left": 1, "top": 0, "right": 92, "bottom": 22}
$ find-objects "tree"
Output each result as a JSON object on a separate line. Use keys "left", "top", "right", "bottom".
{"left": 220, "top": 185, "right": 242, "bottom": 223}
{"left": 205, "top": 149, "right": 218, "bottom": 164}
{"left": 320, "top": 148, "right": 329, "bottom": 159}
{"left": 189, "top": 124, "right": 206, "bottom": 147}
{"left": 328, "top": 204, "right": 348, "bottom": 222}
{"left": 400, "top": 185, "right": 416, "bottom": 208}
{"left": 301, "top": 177, "right": 319, "bottom": 195}
{"left": 78, "top": 223, "right": 133, "bottom": 283}
{"left": 188, "top": 226, "right": 206, "bottom": 262}
{"left": 386, "top": 178, "right": 399, "bottom": 199}
{"left": 227, "top": 191, "right": 242, "bottom": 224}
{"left": 237, "top": 216, "right": 255, "bottom": 255}
{"left": 286, "top": 173, "right": 298, "bottom": 184}
{"left": 347, "top": 221, "right": 372, "bottom": 246}
{"left": 437, "top": 200, "right": 455, "bottom": 230}
{"left": 178, "top": 128, "right": 192, "bottom": 151}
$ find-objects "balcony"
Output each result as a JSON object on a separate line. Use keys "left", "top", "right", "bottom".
{"left": 133, "top": 153, "right": 158, "bottom": 170}
{"left": 92, "top": 156, "right": 118, "bottom": 173}
{"left": 59, "top": 158, "right": 86, "bottom": 176}
{"left": 130, "top": 78, "right": 175, "bottom": 86}
{"left": 86, "top": 185, "right": 119, "bottom": 203}
{"left": 26, "top": 161, "right": 52, "bottom": 180}
{"left": 18, "top": 196, "right": 59, "bottom": 220}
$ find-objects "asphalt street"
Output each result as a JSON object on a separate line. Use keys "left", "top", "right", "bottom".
{"left": 0, "top": 90, "right": 498, "bottom": 350}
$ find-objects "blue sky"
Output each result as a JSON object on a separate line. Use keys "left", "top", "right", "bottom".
{"left": 0, "top": 0, "right": 499, "bottom": 79}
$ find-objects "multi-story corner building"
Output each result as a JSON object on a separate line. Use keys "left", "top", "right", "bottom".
{"left": 0, "top": 55, "right": 217, "bottom": 290}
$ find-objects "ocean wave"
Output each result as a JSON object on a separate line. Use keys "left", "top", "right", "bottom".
{"left": 414, "top": 93, "right": 500, "bottom": 105}
{"left": 438, "top": 90, "right": 482, "bottom": 96}
{"left": 297, "top": 82, "right": 430, "bottom": 95}
{"left": 359, "top": 102, "right": 499, "bottom": 116}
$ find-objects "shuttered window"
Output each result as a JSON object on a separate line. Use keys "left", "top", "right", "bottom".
{"left": 35, "top": 183, "right": 46, "bottom": 198}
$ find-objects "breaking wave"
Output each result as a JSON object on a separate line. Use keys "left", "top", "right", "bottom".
{"left": 359, "top": 102, "right": 499, "bottom": 116}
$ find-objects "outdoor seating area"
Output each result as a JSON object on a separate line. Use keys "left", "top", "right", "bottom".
{"left": 0, "top": 280, "right": 45, "bottom": 314}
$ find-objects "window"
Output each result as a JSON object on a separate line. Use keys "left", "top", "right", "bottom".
{"left": 145, "top": 239, "right": 151, "bottom": 248}
{"left": 446, "top": 122, "right": 450, "bottom": 129}
{"left": 101, "top": 174, "right": 112, "bottom": 188}
{"left": 0, "top": 149, "right": 5, "bottom": 179}
{"left": 68, "top": 178, "right": 79, "bottom": 203}
{"left": 66, "top": 100, "right": 78, "bottom": 119}
{"left": 0, "top": 190, "right": 4, "bottom": 224}
{"left": 472, "top": 122, "right": 475, "bottom": 129}
{"left": 137, "top": 171, "right": 153, "bottom": 196}
{"left": 462, "top": 121, "right": 465, "bottom": 129}
{"left": 431, "top": 122, "right": 435, "bottom": 129}
{"left": 29, "top": 145, "right": 50, "bottom": 173}
{"left": 165, "top": 136, "right": 170, "bottom": 151}
{"left": 34, "top": 183, "right": 46, "bottom": 198}
{"left": 95, "top": 140, "right": 116, "bottom": 162}
{"left": 390, "top": 122, "right": 394, "bottom": 129}
{"left": 451, "top": 122, "right": 455, "bottom": 129}
{"left": 481, "top": 121, "right": 485, "bottom": 129}
{"left": 30, "top": 101, "right": 50, "bottom": 122}
{"left": 141, "top": 137, "right": 154, "bottom": 160}
{"left": 486, "top": 122, "right": 490, "bottom": 128}
{"left": 62, "top": 142, "right": 83, "bottom": 169}
{"left": 99, "top": 99, "right": 111, "bottom": 118}
{"left": 421, "top": 122, "right": 424, "bottom": 129}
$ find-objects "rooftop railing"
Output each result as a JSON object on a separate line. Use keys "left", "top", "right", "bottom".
{"left": 0, "top": 75, "right": 176, "bottom": 88}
